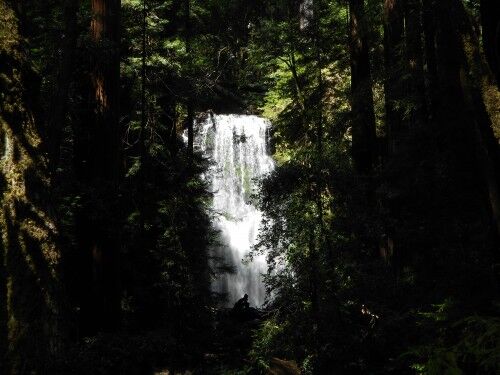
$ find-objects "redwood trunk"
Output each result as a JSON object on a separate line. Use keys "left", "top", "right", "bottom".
{"left": 349, "top": 0, "right": 377, "bottom": 174}
{"left": 422, "top": 0, "right": 438, "bottom": 117}
{"left": 405, "top": 0, "right": 427, "bottom": 126}
{"left": 78, "top": 0, "right": 122, "bottom": 333}
{"left": 0, "top": 1, "right": 67, "bottom": 371}
{"left": 480, "top": 0, "right": 500, "bottom": 86}
{"left": 384, "top": 0, "right": 404, "bottom": 155}
{"left": 48, "top": 0, "right": 79, "bottom": 176}
{"left": 185, "top": 0, "right": 194, "bottom": 159}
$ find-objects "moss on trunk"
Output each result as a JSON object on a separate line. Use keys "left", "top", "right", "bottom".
{"left": 0, "top": 2, "right": 66, "bottom": 373}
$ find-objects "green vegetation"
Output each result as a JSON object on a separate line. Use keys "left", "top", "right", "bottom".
{"left": 1, "top": 0, "right": 500, "bottom": 374}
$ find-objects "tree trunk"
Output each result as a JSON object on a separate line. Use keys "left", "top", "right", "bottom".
{"left": 185, "top": 0, "right": 194, "bottom": 159}
{"left": 77, "top": 0, "right": 122, "bottom": 334}
{"left": 90, "top": 0, "right": 121, "bottom": 182}
{"left": 434, "top": 0, "right": 474, "bottom": 172}
{"left": 0, "top": 219, "right": 6, "bottom": 375}
{"left": 405, "top": 0, "right": 427, "bottom": 126}
{"left": 0, "top": 1, "right": 66, "bottom": 372}
{"left": 480, "top": 0, "right": 500, "bottom": 87}
{"left": 384, "top": 0, "right": 405, "bottom": 155}
{"left": 422, "top": 0, "right": 438, "bottom": 117}
{"left": 349, "top": 0, "right": 377, "bottom": 174}
{"left": 47, "top": 0, "right": 79, "bottom": 176}
{"left": 433, "top": 0, "right": 498, "bottom": 240}
{"left": 138, "top": 0, "right": 147, "bottom": 235}
{"left": 456, "top": 0, "right": 500, "bottom": 239}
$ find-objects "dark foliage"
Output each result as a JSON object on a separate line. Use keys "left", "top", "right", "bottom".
{"left": 0, "top": 0, "right": 499, "bottom": 374}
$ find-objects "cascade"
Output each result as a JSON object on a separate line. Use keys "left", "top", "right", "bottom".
{"left": 197, "top": 114, "right": 274, "bottom": 307}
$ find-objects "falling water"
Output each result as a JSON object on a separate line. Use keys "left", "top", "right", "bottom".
{"left": 197, "top": 114, "right": 274, "bottom": 307}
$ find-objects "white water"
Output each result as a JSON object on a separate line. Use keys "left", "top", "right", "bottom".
{"left": 197, "top": 114, "right": 274, "bottom": 307}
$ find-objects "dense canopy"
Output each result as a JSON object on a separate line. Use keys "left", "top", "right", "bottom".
{"left": 0, "top": 0, "right": 499, "bottom": 374}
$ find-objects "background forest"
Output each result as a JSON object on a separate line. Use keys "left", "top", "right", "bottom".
{"left": 0, "top": 0, "right": 500, "bottom": 374}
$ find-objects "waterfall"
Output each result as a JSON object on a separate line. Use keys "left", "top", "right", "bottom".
{"left": 197, "top": 114, "right": 274, "bottom": 307}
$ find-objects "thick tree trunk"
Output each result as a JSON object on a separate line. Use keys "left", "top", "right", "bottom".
{"left": 0, "top": 1, "right": 66, "bottom": 372}
{"left": 136, "top": 0, "right": 148, "bottom": 248}
{"left": 456, "top": 1, "right": 500, "bottom": 239}
{"left": 90, "top": 0, "right": 121, "bottom": 183}
{"left": 383, "top": 0, "right": 405, "bottom": 155}
{"left": 480, "top": 0, "right": 500, "bottom": 87}
{"left": 434, "top": 0, "right": 475, "bottom": 172}
{"left": 405, "top": 0, "right": 427, "bottom": 126}
{"left": 77, "top": 0, "right": 122, "bottom": 334}
{"left": 422, "top": 0, "right": 438, "bottom": 117}
{"left": 349, "top": 0, "right": 377, "bottom": 174}
{"left": 47, "top": 0, "right": 79, "bottom": 176}
{"left": 433, "top": 0, "right": 500, "bottom": 241}
{"left": 185, "top": 0, "right": 194, "bottom": 159}
{"left": 0, "top": 226, "right": 6, "bottom": 375}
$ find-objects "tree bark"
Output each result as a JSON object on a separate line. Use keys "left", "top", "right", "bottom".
{"left": 434, "top": 0, "right": 474, "bottom": 167}
{"left": 138, "top": 0, "right": 147, "bottom": 236}
{"left": 405, "top": 0, "right": 427, "bottom": 126}
{"left": 0, "top": 1, "right": 67, "bottom": 372}
{"left": 90, "top": 0, "right": 121, "bottom": 184}
{"left": 47, "top": 0, "right": 79, "bottom": 176}
{"left": 480, "top": 0, "right": 500, "bottom": 87}
{"left": 349, "top": 0, "right": 377, "bottom": 174}
{"left": 456, "top": 0, "right": 500, "bottom": 239}
{"left": 384, "top": 0, "right": 405, "bottom": 155}
{"left": 422, "top": 0, "right": 438, "bottom": 117}
{"left": 77, "top": 0, "right": 122, "bottom": 334}
{"left": 185, "top": 0, "right": 194, "bottom": 160}
{"left": 433, "top": 0, "right": 500, "bottom": 240}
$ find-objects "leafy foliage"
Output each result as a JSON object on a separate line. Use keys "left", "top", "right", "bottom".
{"left": 1, "top": 0, "right": 500, "bottom": 374}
